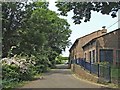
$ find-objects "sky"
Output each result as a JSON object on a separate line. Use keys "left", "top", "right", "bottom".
{"left": 48, "top": 1, "right": 118, "bottom": 57}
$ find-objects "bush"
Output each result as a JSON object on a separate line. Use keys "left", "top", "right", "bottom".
{"left": 34, "top": 54, "right": 50, "bottom": 73}
{"left": 19, "top": 65, "right": 35, "bottom": 81}
{"left": 99, "top": 61, "right": 110, "bottom": 66}
{"left": 2, "top": 64, "right": 20, "bottom": 88}
{"left": 55, "top": 55, "right": 68, "bottom": 64}
{"left": 1, "top": 54, "right": 51, "bottom": 88}
{"left": 2, "top": 57, "right": 36, "bottom": 88}
{"left": 111, "top": 66, "right": 120, "bottom": 78}
{"left": 2, "top": 64, "right": 20, "bottom": 81}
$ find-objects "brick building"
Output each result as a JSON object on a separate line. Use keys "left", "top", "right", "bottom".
{"left": 69, "top": 28, "right": 120, "bottom": 66}
{"left": 69, "top": 28, "right": 107, "bottom": 64}
{"left": 82, "top": 28, "right": 120, "bottom": 65}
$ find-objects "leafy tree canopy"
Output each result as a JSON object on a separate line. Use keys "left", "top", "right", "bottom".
{"left": 56, "top": 2, "right": 120, "bottom": 24}
{"left": 2, "top": 2, "right": 72, "bottom": 86}
{"left": 2, "top": 1, "right": 71, "bottom": 67}
{"left": 2, "top": 1, "right": 49, "bottom": 57}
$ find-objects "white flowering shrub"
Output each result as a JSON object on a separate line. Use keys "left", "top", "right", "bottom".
{"left": 1, "top": 54, "right": 50, "bottom": 88}
{"left": 1, "top": 55, "right": 36, "bottom": 88}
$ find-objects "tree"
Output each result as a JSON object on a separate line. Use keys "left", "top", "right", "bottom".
{"left": 2, "top": 1, "right": 71, "bottom": 67}
{"left": 55, "top": 55, "right": 68, "bottom": 64}
{"left": 56, "top": 2, "right": 120, "bottom": 24}
{"left": 24, "top": 8, "right": 71, "bottom": 66}
{"left": 2, "top": 2, "right": 48, "bottom": 57}
{"left": 2, "top": 2, "right": 24, "bottom": 57}
{"left": 2, "top": 2, "right": 72, "bottom": 86}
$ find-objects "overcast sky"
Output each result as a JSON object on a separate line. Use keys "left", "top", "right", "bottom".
{"left": 48, "top": 1, "right": 118, "bottom": 57}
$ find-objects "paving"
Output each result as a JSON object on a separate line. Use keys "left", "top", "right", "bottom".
{"left": 21, "top": 64, "right": 105, "bottom": 88}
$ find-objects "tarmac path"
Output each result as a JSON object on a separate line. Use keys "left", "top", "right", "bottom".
{"left": 21, "top": 64, "right": 105, "bottom": 88}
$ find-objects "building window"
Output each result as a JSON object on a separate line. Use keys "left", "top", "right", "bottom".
{"left": 99, "top": 49, "right": 113, "bottom": 63}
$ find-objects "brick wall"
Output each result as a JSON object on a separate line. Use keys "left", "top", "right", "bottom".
{"left": 72, "top": 64, "right": 98, "bottom": 83}
{"left": 73, "top": 29, "right": 107, "bottom": 59}
{"left": 97, "top": 30, "right": 119, "bottom": 49}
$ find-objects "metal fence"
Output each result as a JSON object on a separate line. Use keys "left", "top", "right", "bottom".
{"left": 72, "top": 59, "right": 111, "bottom": 82}
{"left": 99, "top": 64, "right": 111, "bottom": 82}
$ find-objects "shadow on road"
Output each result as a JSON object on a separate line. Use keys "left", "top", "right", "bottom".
{"left": 44, "top": 64, "right": 71, "bottom": 76}
{"left": 55, "top": 64, "right": 69, "bottom": 69}
{"left": 46, "top": 69, "right": 72, "bottom": 75}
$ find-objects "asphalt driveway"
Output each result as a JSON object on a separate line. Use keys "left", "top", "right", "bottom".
{"left": 20, "top": 64, "right": 105, "bottom": 88}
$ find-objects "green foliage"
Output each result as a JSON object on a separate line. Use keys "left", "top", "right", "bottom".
{"left": 2, "top": 64, "right": 19, "bottom": 81}
{"left": 34, "top": 54, "right": 50, "bottom": 73}
{"left": 55, "top": 56, "right": 63, "bottom": 64}
{"left": 56, "top": 2, "right": 119, "bottom": 24}
{"left": 2, "top": 60, "right": 36, "bottom": 88}
{"left": 111, "top": 65, "right": 120, "bottom": 78}
{"left": 9, "top": 7, "right": 71, "bottom": 66}
{"left": 62, "top": 57, "right": 68, "bottom": 60}
{"left": 55, "top": 55, "right": 68, "bottom": 64}
{"left": 111, "top": 68, "right": 120, "bottom": 78}
{"left": 19, "top": 65, "right": 35, "bottom": 81}
{"left": 2, "top": 64, "right": 20, "bottom": 88}
{"left": 2, "top": 1, "right": 71, "bottom": 89}
{"left": 2, "top": 1, "right": 71, "bottom": 61}
{"left": 2, "top": 2, "right": 49, "bottom": 57}
{"left": 99, "top": 61, "right": 110, "bottom": 66}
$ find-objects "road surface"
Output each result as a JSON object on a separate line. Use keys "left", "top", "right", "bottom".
{"left": 21, "top": 64, "right": 105, "bottom": 88}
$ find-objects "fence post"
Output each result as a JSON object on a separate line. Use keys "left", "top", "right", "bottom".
{"left": 98, "top": 64, "right": 99, "bottom": 77}
{"left": 84, "top": 59, "right": 86, "bottom": 70}
{"left": 108, "top": 64, "right": 111, "bottom": 82}
{"left": 90, "top": 61, "right": 91, "bottom": 73}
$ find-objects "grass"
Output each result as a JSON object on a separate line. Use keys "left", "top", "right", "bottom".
{"left": 107, "top": 83, "right": 120, "bottom": 88}
{"left": 111, "top": 67, "right": 120, "bottom": 78}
